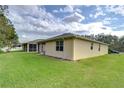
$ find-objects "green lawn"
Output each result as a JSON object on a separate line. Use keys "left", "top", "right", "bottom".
{"left": 0, "top": 52, "right": 124, "bottom": 88}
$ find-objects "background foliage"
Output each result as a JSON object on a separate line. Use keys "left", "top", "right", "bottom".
{"left": 84, "top": 34, "right": 124, "bottom": 52}
{"left": 0, "top": 5, "right": 18, "bottom": 50}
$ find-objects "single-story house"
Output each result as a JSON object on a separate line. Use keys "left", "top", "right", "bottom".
{"left": 22, "top": 33, "right": 108, "bottom": 60}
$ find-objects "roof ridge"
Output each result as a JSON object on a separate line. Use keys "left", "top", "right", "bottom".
{"left": 22, "top": 33, "right": 109, "bottom": 45}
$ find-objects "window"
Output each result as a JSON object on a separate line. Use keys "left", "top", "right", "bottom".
{"left": 29, "top": 44, "right": 36, "bottom": 51}
{"left": 98, "top": 44, "right": 101, "bottom": 51}
{"left": 56, "top": 41, "right": 59, "bottom": 51}
{"left": 56, "top": 40, "right": 64, "bottom": 51}
{"left": 90, "top": 43, "right": 93, "bottom": 50}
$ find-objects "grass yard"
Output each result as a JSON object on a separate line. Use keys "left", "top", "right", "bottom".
{"left": 0, "top": 52, "right": 124, "bottom": 88}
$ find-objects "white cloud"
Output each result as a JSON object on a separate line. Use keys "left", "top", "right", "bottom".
{"left": 62, "top": 5, "right": 74, "bottom": 13}
{"left": 75, "top": 8, "right": 82, "bottom": 13}
{"left": 102, "top": 17, "right": 111, "bottom": 25}
{"left": 53, "top": 5, "right": 74, "bottom": 13}
{"left": 82, "top": 22, "right": 124, "bottom": 37}
{"left": 65, "top": 22, "right": 112, "bottom": 35}
{"left": 111, "top": 31, "right": 124, "bottom": 37}
{"left": 63, "top": 12, "right": 85, "bottom": 23}
{"left": 85, "top": 22, "right": 112, "bottom": 35}
{"left": 8, "top": 6, "right": 58, "bottom": 42}
{"left": 53, "top": 10, "right": 59, "bottom": 13}
{"left": 89, "top": 6, "right": 105, "bottom": 19}
{"left": 53, "top": 5, "right": 82, "bottom": 13}
{"left": 93, "top": 6, "right": 106, "bottom": 18}
{"left": 7, "top": 6, "right": 124, "bottom": 43}
{"left": 94, "top": 11, "right": 105, "bottom": 18}
{"left": 106, "top": 5, "right": 124, "bottom": 16}
{"left": 89, "top": 14, "right": 93, "bottom": 18}
{"left": 59, "top": 21, "right": 123, "bottom": 37}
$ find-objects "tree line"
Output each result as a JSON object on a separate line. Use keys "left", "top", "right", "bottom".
{"left": 0, "top": 5, "right": 18, "bottom": 51}
{"left": 84, "top": 34, "right": 124, "bottom": 52}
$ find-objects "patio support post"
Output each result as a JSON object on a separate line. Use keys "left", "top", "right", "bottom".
{"left": 27, "top": 43, "right": 29, "bottom": 52}
{"left": 36, "top": 43, "right": 38, "bottom": 53}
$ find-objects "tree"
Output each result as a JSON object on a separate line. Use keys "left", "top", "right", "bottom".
{"left": 84, "top": 33, "right": 124, "bottom": 52}
{"left": 0, "top": 5, "right": 18, "bottom": 51}
{"left": 95, "top": 34, "right": 119, "bottom": 50}
{"left": 118, "top": 36, "right": 124, "bottom": 52}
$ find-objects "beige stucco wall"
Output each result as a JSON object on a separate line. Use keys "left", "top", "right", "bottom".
{"left": 38, "top": 38, "right": 108, "bottom": 60}
{"left": 44, "top": 39, "right": 74, "bottom": 60}
{"left": 73, "top": 38, "right": 108, "bottom": 60}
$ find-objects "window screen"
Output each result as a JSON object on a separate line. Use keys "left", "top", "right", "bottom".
{"left": 56, "top": 40, "right": 64, "bottom": 51}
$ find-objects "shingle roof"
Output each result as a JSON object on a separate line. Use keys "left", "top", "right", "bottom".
{"left": 22, "top": 39, "right": 44, "bottom": 44}
{"left": 41, "top": 33, "right": 109, "bottom": 45}
{"left": 28, "top": 39, "right": 44, "bottom": 43}
{"left": 22, "top": 33, "right": 108, "bottom": 45}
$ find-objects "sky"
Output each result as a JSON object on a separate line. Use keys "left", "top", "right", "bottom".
{"left": 7, "top": 5, "right": 124, "bottom": 43}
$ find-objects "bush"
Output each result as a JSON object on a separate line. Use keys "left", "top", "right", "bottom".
{"left": 108, "top": 49, "right": 119, "bottom": 54}
{"left": 0, "top": 49, "right": 4, "bottom": 53}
